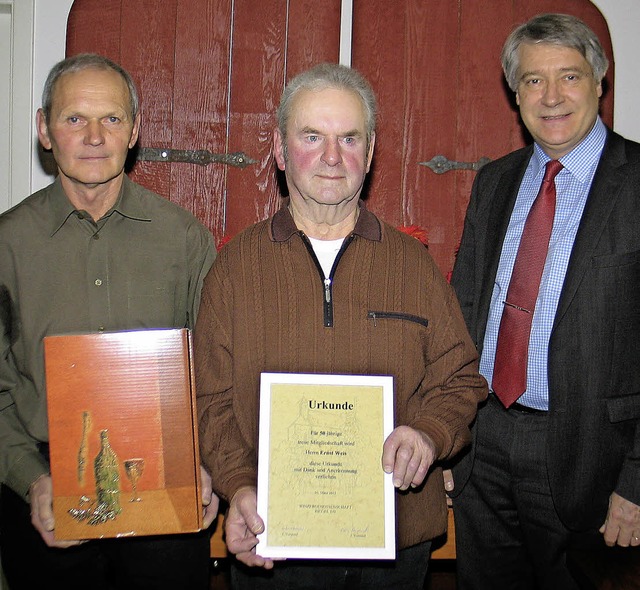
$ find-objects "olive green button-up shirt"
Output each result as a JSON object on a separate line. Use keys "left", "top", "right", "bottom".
{"left": 0, "top": 176, "right": 215, "bottom": 497}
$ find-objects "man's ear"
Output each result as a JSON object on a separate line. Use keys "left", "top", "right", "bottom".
{"left": 36, "top": 109, "right": 52, "bottom": 150}
{"left": 273, "top": 128, "right": 286, "bottom": 171}
{"left": 129, "top": 112, "right": 141, "bottom": 149}
{"left": 366, "top": 132, "right": 376, "bottom": 173}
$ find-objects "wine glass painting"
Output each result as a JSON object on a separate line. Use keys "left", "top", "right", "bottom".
{"left": 123, "top": 458, "right": 145, "bottom": 502}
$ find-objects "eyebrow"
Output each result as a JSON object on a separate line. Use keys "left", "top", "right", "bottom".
{"left": 519, "top": 66, "right": 589, "bottom": 80}
{"left": 300, "top": 126, "right": 363, "bottom": 137}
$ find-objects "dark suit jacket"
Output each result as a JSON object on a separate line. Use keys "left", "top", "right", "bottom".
{"left": 450, "top": 129, "right": 640, "bottom": 531}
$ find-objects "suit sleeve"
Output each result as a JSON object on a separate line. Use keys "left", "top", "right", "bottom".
{"left": 450, "top": 171, "right": 482, "bottom": 342}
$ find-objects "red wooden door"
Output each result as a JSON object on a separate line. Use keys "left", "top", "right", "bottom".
{"left": 352, "top": 0, "right": 613, "bottom": 275}
{"left": 66, "top": 0, "right": 613, "bottom": 276}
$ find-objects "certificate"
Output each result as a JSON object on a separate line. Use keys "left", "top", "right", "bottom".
{"left": 257, "top": 373, "right": 395, "bottom": 560}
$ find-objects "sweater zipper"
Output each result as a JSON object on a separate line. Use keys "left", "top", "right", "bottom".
{"left": 300, "top": 232, "right": 355, "bottom": 328}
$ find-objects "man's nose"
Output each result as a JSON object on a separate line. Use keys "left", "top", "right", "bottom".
{"left": 542, "top": 80, "right": 563, "bottom": 107}
{"left": 84, "top": 120, "right": 105, "bottom": 145}
{"left": 321, "top": 137, "right": 342, "bottom": 166}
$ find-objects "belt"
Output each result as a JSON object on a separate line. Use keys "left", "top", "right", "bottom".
{"left": 510, "top": 402, "right": 547, "bottom": 415}
{"left": 490, "top": 392, "right": 547, "bottom": 415}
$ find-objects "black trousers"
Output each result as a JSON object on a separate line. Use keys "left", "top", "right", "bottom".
{"left": 230, "top": 541, "right": 432, "bottom": 590}
{"left": 0, "top": 484, "right": 211, "bottom": 590}
{"left": 453, "top": 395, "right": 603, "bottom": 590}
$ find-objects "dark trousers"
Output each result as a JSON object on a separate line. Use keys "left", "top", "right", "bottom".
{"left": 453, "top": 395, "right": 602, "bottom": 590}
{"left": 230, "top": 541, "right": 431, "bottom": 589}
{"left": 0, "top": 484, "right": 211, "bottom": 590}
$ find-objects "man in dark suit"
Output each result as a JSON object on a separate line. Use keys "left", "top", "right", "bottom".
{"left": 449, "top": 13, "right": 640, "bottom": 589}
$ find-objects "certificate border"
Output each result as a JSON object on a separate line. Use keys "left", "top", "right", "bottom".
{"left": 257, "top": 372, "right": 395, "bottom": 560}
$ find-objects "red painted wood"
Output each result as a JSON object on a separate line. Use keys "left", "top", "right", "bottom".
{"left": 65, "top": 0, "right": 121, "bottom": 60}
{"left": 353, "top": 0, "right": 462, "bottom": 272}
{"left": 285, "top": 0, "right": 341, "bottom": 76}
{"left": 453, "top": 1, "right": 519, "bottom": 270}
{"left": 67, "top": 0, "right": 340, "bottom": 245}
{"left": 222, "top": 0, "right": 288, "bottom": 240}
{"left": 223, "top": 0, "right": 341, "bottom": 240}
{"left": 170, "top": 0, "right": 233, "bottom": 241}
{"left": 65, "top": 0, "right": 614, "bottom": 273}
{"left": 120, "top": 0, "right": 178, "bottom": 212}
{"left": 352, "top": 0, "right": 613, "bottom": 275}
{"left": 350, "top": 0, "right": 408, "bottom": 225}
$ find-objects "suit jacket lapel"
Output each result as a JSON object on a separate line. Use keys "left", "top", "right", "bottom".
{"left": 477, "top": 151, "right": 531, "bottom": 345}
{"left": 553, "top": 131, "right": 628, "bottom": 330}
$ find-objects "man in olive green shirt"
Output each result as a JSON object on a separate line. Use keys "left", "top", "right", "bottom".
{"left": 0, "top": 53, "right": 217, "bottom": 590}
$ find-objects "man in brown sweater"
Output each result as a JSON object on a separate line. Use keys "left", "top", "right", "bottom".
{"left": 195, "top": 63, "right": 487, "bottom": 589}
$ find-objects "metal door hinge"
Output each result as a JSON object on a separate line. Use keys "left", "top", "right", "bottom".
{"left": 419, "top": 155, "right": 490, "bottom": 174}
{"left": 136, "top": 147, "right": 256, "bottom": 168}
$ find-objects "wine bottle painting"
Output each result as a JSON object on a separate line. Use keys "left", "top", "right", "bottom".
{"left": 94, "top": 429, "right": 122, "bottom": 514}
{"left": 77, "top": 410, "right": 92, "bottom": 487}
{"left": 69, "top": 418, "right": 146, "bottom": 525}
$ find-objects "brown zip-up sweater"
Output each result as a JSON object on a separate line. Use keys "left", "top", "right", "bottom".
{"left": 195, "top": 202, "right": 487, "bottom": 549}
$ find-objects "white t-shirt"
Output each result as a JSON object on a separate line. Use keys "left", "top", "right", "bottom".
{"left": 308, "top": 237, "right": 344, "bottom": 278}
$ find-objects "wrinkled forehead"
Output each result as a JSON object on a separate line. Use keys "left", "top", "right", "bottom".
{"left": 289, "top": 87, "right": 367, "bottom": 130}
{"left": 516, "top": 42, "right": 592, "bottom": 75}
{"left": 51, "top": 68, "right": 133, "bottom": 115}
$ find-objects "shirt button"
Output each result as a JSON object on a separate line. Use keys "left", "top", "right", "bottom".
{"left": 93, "top": 234, "right": 100, "bottom": 240}
{"left": 95, "top": 279, "right": 102, "bottom": 286}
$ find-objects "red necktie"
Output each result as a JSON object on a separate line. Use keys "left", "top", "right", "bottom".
{"left": 492, "top": 160, "right": 563, "bottom": 408}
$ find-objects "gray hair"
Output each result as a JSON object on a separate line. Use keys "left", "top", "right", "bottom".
{"left": 276, "top": 63, "right": 377, "bottom": 150}
{"left": 41, "top": 53, "right": 139, "bottom": 122}
{"left": 501, "top": 13, "right": 609, "bottom": 91}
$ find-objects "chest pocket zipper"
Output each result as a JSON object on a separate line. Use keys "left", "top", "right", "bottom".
{"left": 367, "top": 311, "right": 429, "bottom": 328}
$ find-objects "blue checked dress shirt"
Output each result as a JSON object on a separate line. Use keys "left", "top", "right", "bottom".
{"left": 480, "top": 117, "right": 606, "bottom": 410}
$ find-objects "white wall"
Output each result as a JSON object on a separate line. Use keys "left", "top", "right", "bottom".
{"left": 592, "top": 0, "right": 640, "bottom": 143}
{"left": 3, "top": 0, "right": 640, "bottom": 212}
{"left": 2, "top": 0, "right": 73, "bottom": 213}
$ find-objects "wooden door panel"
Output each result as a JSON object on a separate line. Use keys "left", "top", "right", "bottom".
{"left": 224, "top": 0, "right": 284, "bottom": 238}
{"left": 223, "top": 0, "right": 340, "bottom": 239}
{"left": 67, "top": 0, "right": 613, "bottom": 272}
{"left": 65, "top": 0, "right": 122, "bottom": 58}
{"left": 454, "top": 1, "right": 517, "bottom": 254}
{"left": 353, "top": 0, "right": 497, "bottom": 272}
{"left": 353, "top": 0, "right": 462, "bottom": 257}
{"left": 121, "top": 0, "right": 178, "bottom": 212}
{"left": 169, "top": 0, "right": 232, "bottom": 237}
{"left": 350, "top": 0, "right": 407, "bottom": 224}
{"left": 286, "top": 0, "right": 341, "bottom": 73}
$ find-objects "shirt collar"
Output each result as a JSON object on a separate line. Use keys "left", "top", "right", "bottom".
{"left": 49, "top": 175, "right": 152, "bottom": 236}
{"left": 111, "top": 176, "right": 153, "bottom": 222}
{"left": 270, "top": 198, "right": 382, "bottom": 242}
{"left": 532, "top": 116, "right": 606, "bottom": 183}
{"left": 48, "top": 178, "right": 79, "bottom": 237}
